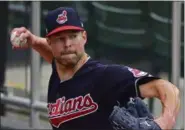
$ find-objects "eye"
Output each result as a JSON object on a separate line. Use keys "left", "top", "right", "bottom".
{"left": 59, "top": 37, "right": 65, "bottom": 41}
{"left": 55, "top": 36, "right": 64, "bottom": 42}
{"left": 69, "top": 34, "right": 77, "bottom": 39}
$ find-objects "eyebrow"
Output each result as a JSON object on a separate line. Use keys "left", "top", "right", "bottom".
{"left": 55, "top": 30, "right": 82, "bottom": 37}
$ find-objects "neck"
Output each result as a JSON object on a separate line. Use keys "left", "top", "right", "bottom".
{"left": 56, "top": 53, "right": 89, "bottom": 81}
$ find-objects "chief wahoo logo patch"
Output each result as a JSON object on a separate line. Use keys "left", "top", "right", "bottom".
{"left": 56, "top": 10, "right": 68, "bottom": 24}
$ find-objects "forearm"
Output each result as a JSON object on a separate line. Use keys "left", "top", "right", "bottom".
{"left": 154, "top": 79, "right": 180, "bottom": 129}
{"left": 31, "top": 36, "right": 53, "bottom": 63}
{"left": 139, "top": 79, "right": 180, "bottom": 129}
{"left": 156, "top": 79, "right": 180, "bottom": 117}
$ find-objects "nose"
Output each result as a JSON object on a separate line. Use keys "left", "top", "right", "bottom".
{"left": 64, "top": 38, "right": 71, "bottom": 48}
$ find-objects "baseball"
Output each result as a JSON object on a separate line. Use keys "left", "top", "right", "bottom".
{"left": 11, "top": 31, "right": 28, "bottom": 47}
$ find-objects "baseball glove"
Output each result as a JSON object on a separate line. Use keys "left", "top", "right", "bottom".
{"left": 109, "top": 97, "right": 162, "bottom": 130}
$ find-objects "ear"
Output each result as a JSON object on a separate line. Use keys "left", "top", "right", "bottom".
{"left": 82, "top": 31, "right": 87, "bottom": 44}
{"left": 46, "top": 37, "right": 51, "bottom": 45}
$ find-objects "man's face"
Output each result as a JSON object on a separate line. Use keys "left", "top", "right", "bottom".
{"left": 48, "top": 30, "right": 87, "bottom": 67}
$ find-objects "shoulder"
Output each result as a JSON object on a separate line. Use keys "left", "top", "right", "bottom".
{"left": 104, "top": 64, "right": 140, "bottom": 78}
{"left": 97, "top": 64, "right": 133, "bottom": 86}
{"left": 83, "top": 60, "right": 130, "bottom": 78}
{"left": 102, "top": 64, "right": 159, "bottom": 85}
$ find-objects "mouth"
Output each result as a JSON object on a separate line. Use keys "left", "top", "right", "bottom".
{"left": 61, "top": 51, "right": 74, "bottom": 55}
{"left": 60, "top": 53, "right": 75, "bottom": 58}
{"left": 61, "top": 53, "right": 74, "bottom": 57}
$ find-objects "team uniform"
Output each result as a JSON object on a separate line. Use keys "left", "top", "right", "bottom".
{"left": 47, "top": 58, "right": 159, "bottom": 130}
{"left": 44, "top": 7, "right": 160, "bottom": 130}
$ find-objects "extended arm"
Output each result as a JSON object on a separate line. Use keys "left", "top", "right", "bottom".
{"left": 11, "top": 27, "right": 53, "bottom": 64}
{"left": 31, "top": 35, "right": 53, "bottom": 63}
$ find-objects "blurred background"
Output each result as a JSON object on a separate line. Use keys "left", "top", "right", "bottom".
{"left": 0, "top": 1, "right": 184, "bottom": 130}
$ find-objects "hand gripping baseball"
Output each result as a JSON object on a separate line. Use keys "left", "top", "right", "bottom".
{"left": 11, "top": 31, "right": 28, "bottom": 48}
{"left": 10, "top": 27, "right": 36, "bottom": 49}
{"left": 109, "top": 97, "right": 162, "bottom": 130}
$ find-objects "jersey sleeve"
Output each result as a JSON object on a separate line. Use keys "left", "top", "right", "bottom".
{"left": 123, "top": 66, "right": 160, "bottom": 98}
{"left": 103, "top": 65, "right": 160, "bottom": 104}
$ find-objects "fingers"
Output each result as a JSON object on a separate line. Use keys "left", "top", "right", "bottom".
{"left": 11, "top": 27, "right": 29, "bottom": 41}
{"left": 12, "top": 45, "right": 29, "bottom": 50}
{"left": 11, "top": 27, "right": 27, "bottom": 36}
{"left": 12, "top": 44, "right": 29, "bottom": 50}
{"left": 19, "top": 32, "right": 28, "bottom": 42}
{"left": 10, "top": 27, "right": 31, "bottom": 49}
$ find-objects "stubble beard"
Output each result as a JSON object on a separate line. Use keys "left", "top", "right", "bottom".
{"left": 55, "top": 53, "right": 83, "bottom": 68}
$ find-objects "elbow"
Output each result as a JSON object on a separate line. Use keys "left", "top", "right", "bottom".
{"left": 171, "top": 83, "right": 181, "bottom": 116}
{"left": 174, "top": 85, "right": 180, "bottom": 104}
{"left": 156, "top": 79, "right": 180, "bottom": 100}
{"left": 174, "top": 86, "right": 180, "bottom": 99}
{"left": 155, "top": 79, "right": 181, "bottom": 116}
{"left": 168, "top": 80, "right": 180, "bottom": 100}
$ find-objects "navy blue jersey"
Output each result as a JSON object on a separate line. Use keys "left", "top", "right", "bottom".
{"left": 47, "top": 58, "right": 159, "bottom": 130}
